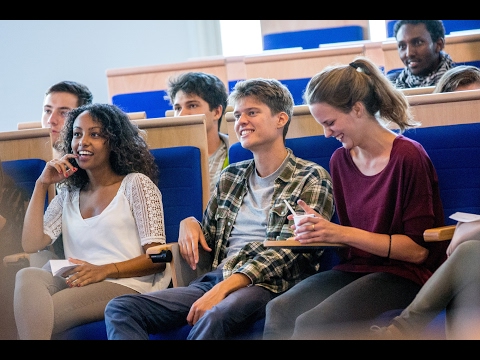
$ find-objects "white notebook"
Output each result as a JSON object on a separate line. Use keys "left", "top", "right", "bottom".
{"left": 49, "top": 259, "right": 77, "bottom": 277}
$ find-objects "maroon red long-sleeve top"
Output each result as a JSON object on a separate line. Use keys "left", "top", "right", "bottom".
{"left": 331, "top": 135, "right": 448, "bottom": 285}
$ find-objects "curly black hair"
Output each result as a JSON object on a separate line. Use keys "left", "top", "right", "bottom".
{"left": 57, "top": 103, "right": 158, "bottom": 190}
{"left": 393, "top": 20, "right": 446, "bottom": 42}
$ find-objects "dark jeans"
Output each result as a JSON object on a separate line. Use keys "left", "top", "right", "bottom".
{"left": 105, "top": 268, "right": 275, "bottom": 340}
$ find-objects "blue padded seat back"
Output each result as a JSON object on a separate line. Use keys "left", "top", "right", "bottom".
{"left": 279, "top": 78, "right": 310, "bottom": 105}
{"left": 386, "top": 67, "right": 403, "bottom": 77}
{"left": 112, "top": 90, "right": 171, "bottom": 119}
{"left": 2, "top": 158, "right": 48, "bottom": 210}
{"left": 402, "top": 123, "right": 480, "bottom": 225}
{"left": 441, "top": 20, "right": 480, "bottom": 34}
{"left": 150, "top": 146, "right": 203, "bottom": 243}
{"left": 228, "top": 80, "right": 241, "bottom": 93}
{"left": 457, "top": 60, "right": 480, "bottom": 68}
{"left": 229, "top": 135, "right": 340, "bottom": 179}
{"left": 263, "top": 25, "right": 364, "bottom": 50}
{"left": 386, "top": 21, "right": 395, "bottom": 38}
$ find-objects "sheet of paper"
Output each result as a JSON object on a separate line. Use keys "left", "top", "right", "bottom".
{"left": 449, "top": 212, "right": 480, "bottom": 223}
{"left": 49, "top": 259, "right": 77, "bottom": 277}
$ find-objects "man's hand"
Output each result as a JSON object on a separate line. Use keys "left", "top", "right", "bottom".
{"left": 178, "top": 217, "right": 211, "bottom": 270}
{"left": 186, "top": 273, "right": 251, "bottom": 326}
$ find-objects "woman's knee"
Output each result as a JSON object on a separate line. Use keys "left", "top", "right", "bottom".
{"left": 16, "top": 266, "right": 37, "bottom": 281}
{"left": 15, "top": 266, "right": 47, "bottom": 287}
{"left": 452, "top": 240, "right": 480, "bottom": 276}
{"left": 455, "top": 240, "right": 480, "bottom": 257}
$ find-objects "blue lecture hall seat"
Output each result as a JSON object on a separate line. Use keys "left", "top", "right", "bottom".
{"left": 2, "top": 158, "right": 48, "bottom": 210}
{"left": 263, "top": 25, "right": 364, "bottom": 51}
{"left": 112, "top": 90, "right": 172, "bottom": 119}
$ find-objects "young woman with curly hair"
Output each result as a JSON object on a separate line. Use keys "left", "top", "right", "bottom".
{"left": 14, "top": 103, "right": 170, "bottom": 339}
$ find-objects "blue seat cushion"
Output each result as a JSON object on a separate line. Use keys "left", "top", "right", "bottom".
{"left": 2, "top": 158, "right": 48, "bottom": 210}
{"left": 403, "top": 123, "right": 480, "bottom": 225}
{"left": 150, "top": 146, "right": 203, "bottom": 243}
{"left": 112, "top": 90, "right": 171, "bottom": 118}
{"left": 263, "top": 25, "right": 364, "bottom": 50}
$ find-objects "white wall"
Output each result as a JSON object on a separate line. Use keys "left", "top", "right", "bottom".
{"left": 0, "top": 20, "right": 222, "bottom": 132}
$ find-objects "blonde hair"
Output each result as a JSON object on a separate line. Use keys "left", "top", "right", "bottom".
{"left": 303, "top": 56, "right": 419, "bottom": 133}
{"left": 433, "top": 65, "right": 480, "bottom": 93}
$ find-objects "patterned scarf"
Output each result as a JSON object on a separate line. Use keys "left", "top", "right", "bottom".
{"left": 394, "top": 51, "right": 456, "bottom": 89}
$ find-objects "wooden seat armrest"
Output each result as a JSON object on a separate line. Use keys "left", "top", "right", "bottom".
{"left": 146, "top": 242, "right": 212, "bottom": 288}
{"left": 4, "top": 249, "right": 60, "bottom": 268}
{"left": 146, "top": 244, "right": 174, "bottom": 263}
{"left": 0, "top": 214, "right": 6, "bottom": 231}
{"left": 146, "top": 243, "right": 174, "bottom": 256}
{"left": 423, "top": 225, "right": 456, "bottom": 242}
{"left": 3, "top": 252, "right": 31, "bottom": 267}
{"left": 263, "top": 238, "right": 346, "bottom": 251}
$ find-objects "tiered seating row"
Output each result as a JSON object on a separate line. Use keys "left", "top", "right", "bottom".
{"left": 227, "top": 89, "right": 480, "bottom": 145}
{"left": 108, "top": 29, "right": 480, "bottom": 115}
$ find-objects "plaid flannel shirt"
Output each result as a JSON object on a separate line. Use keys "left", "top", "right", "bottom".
{"left": 201, "top": 149, "right": 334, "bottom": 293}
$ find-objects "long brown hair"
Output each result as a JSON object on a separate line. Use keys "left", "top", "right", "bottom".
{"left": 303, "top": 56, "right": 419, "bottom": 133}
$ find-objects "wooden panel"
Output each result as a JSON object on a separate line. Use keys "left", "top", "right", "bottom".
{"left": 445, "top": 31, "right": 480, "bottom": 63}
{"left": 164, "top": 106, "right": 232, "bottom": 135}
{"left": 0, "top": 127, "right": 55, "bottom": 203}
{"left": 381, "top": 39, "right": 402, "bottom": 73}
{"left": 17, "top": 113, "right": 146, "bottom": 132}
{"left": 363, "top": 41, "right": 385, "bottom": 69}
{"left": 106, "top": 57, "right": 229, "bottom": 100}
{"left": 226, "top": 111, "right": 237, "bottom": 145}
{"left": 225, "top": 55, "right": 247, "bottom": 83}
{"left": 382, "top": 30, "right": 480, "bottom": 73}
{"left": 126, "top": 111, "right": 146, "bottom": 120}
{"left": 243, "top": 45, "right": 365, "bottom": 80}
{"left": 132, "top": 115, "right": 210, "bottom": 210}
{"left": 408, "top": 89, "right": 480, "bottom": 127}
{"left": 0, "top": 128, "right": 53, "bottom": 162}
{"left": 320, "top": 40, "right": 384, "bottom": 69}
{"left": 17, "top": 121, "right": 42, "bottom": 130}
{"left": 400, "top": 86, "right": 435, "bottom": 96}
